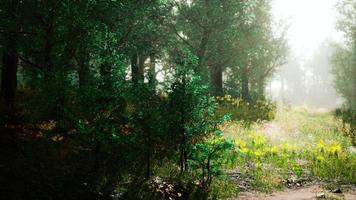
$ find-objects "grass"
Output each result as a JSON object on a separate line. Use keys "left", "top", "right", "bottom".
{"left": 222, "top": 106, "right": 356, "bottom": 193}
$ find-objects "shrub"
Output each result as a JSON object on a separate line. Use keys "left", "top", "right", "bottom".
{"left": 334, "top": 107, "right": 356, "bottom": 145}
{"left": 216, "top": 95, "right": 276, "bottom": 124}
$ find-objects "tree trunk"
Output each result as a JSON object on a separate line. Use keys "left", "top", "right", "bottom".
{"left": 100, "top": 61, "right": 112, "bottom": 89}
{"left": 146, "top": 133, "right": 151, "bottom": 180}
{"left": 211, "top": 65, "right": 223, "bottom": 96}
{"left": 257, "top": 80, "right": 265, "bottom": 99}
{"left": 138, "top": 55, "right": 145, "bottom": 81}
{"left": 180, "top": 146, "right": 184, "bottom": 174}
{"left": 131, "top": 53, "right": 145, "bottom": 84}
{"left": 148, "top": 54, "right": 156, "bottom": 88}
{"left": 197, "top": 29, "right": 210, "bottom": 79}
{"left": 241, "top": 67, "right": 250, "bottom": 101}
{"left": 1, "top": 34, "right": 18, "bottom": 112}
{"left": 280, "top": 78, "right": 285, "bottom": 101}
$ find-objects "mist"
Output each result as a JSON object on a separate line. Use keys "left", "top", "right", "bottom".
{"left": 269, "top": 0, "right": 345, "bottom": 109}
{"left": 269, "top": 42, "right": 342, "bottom": 109}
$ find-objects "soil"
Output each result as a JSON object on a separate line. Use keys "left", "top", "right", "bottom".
{"left": 233, "top": 185, "right": 356, "bottom": 200}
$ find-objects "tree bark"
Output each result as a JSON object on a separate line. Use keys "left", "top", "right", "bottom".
{"left": 146, "top": 129, "right": 151, "bottom": 180}
{"left": 257, "top": 80, "right": 265, "bottom": 99}
{"left": 131, "top": 53, "right": 138, "bottom": 84}
{"left": 241, "top": 67, "right": 250, "bottom": 101}
{"left": 196, "top": 28, "right": 210, "bottom": 82}
{"left": 138, "top": 54, "right": 145, "bottom": 81}
{"left": 148, "top": 54, "right": 156, "bottom": 88}
{"left": 131, "top": 53, "right": 145, "bottom": 84}
{"left": 1, "top": 0, "right": 21, "bottom": 113}
{"left": 1, "top": 34, "right": 19, "bottom": 112}
{"left": 211, "top": 65, "right": 223, "bottom": 96}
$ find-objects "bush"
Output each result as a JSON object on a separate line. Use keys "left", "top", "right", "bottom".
{"left": 216, "top": 95, "right": 276, "bottom": 124}
{"left": 334, "top": 107, "right": 356, "bottom": 145}
{"left": 164, "top": 50, "right": 234, "bottom": 199}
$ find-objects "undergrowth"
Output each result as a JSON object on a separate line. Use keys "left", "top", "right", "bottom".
{"left": 223, "top": 107, "right": 356, "bottom": 193}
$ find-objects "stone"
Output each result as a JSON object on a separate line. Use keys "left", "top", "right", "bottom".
{"left": 316, "top": 192, "right": 325, "bottom": 198}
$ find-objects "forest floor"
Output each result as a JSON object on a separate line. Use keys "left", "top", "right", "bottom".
{"left": 224, "top": 106, "right": 356, "bottom": 200}
{"left": 233, "top": 185, "right": 356, "bottom": 200}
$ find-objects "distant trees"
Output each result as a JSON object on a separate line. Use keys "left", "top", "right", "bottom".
{"left": 305, "top": 42, "right": 339, "bottom": 108}
{"left": 173, "top": 0, "right": 286, "bottom": 98}
{"left": 331, "top": 0, "right": 355, "bottom": 143}
{"left": 331, "top": 0, "right": 356, "bottom": 111}
{"left": 278, "top": 55, "right": 307, "bottom": 105}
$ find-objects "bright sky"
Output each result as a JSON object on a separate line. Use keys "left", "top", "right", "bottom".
{"left": 272, "top": 0, "right": 343, "bottom": 60}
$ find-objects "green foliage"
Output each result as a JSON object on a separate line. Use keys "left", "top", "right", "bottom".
{"left": 165, "top": 50, "right": 235, "bottom": 198}
{"left": 331, "top": 43, "right": 356, "bottom": 110}
{"left": 190, "top": 134, "right": 234, "bottom": 186}
{"left": 334, "top": 107, "right": 356, "bottom": 145}
{"left": 224, "top": 108, "right": 356, "bottom": 193}
{"left": 216, "top": 95, "right": 276, "bottom": 124}
{"left": 331, "top": 0, "right": 356, "bottom": 144}
{"left": 0, "top": 0, "right": 288, "bottom": 199}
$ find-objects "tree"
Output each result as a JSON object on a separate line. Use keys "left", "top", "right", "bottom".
{"left": 173, "top": 0, "right": 243, "bottom": 95}
{"left": 227, "top": 0, "right": 287, "bottom": 101}
{"left": 332, "top": 0, "right": 356, "bottom": 111}
{"left": 0, "top": 0, "right": 24, "bottom": 113}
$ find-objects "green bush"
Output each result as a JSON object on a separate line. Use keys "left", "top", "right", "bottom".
{"left": 216, "top": 95, "right": 276, "bottom": 124}
{"left": 334, "top": 107, "right": 356, "bottom": 145}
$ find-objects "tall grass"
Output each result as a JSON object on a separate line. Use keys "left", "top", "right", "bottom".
{"left": 222, "top": 107, "right": 356, "bottom": 193}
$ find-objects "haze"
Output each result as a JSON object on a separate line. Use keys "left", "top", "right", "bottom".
{"left": 270, "top": 0, "right": 343, "bottom": 108}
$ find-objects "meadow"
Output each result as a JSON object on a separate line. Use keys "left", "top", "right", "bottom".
{"left": 214, "top": 106, "right": 356, "bottom": 198}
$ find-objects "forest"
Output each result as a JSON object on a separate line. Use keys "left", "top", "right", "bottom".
{"left": 0, "top": 0, "right": 355, "bottom": 200}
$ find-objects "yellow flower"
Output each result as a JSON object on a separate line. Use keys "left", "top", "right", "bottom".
{"left": 253, "top": 149, "right": 265, "bottom": 157}
{"left": 281, "top": 142, "right": 297, "bottom": 152}
{"left": 316, "top": 155, "right": 325, "bottom": 162}
{"left": 327, "top": 142, "right": 342, "bottom": 155}
{"left": 269, "top": 146, "right": 279, "bottom": 154}
{"left": 224, "top": 95, "right": 232, "bottom": 101}
{"left": 249, "top": 133, "right": 266, "bottom": 146}
{"left": 234, "top": 139, "right": 247, "bottom": 148}
{"left": 39, "top": 120, "right": 57, "bottom": 131}
{"left": 51, "top": 135, "right": 64, "bottom": 142}
{"left": 317, "top": 140, "right": 325, "bottom": 152}
{"left": 255, "top": 162, "right": 262, "bottom": 169}
{"left": 231, "top": 99, "right": 240, "bottom": 106}
{"left": 240, "top": 147, "right": 249, "bottom": 154}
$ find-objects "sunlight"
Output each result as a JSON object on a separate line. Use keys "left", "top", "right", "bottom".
{"left": 272, "top": 0, "right": 343, "bottom": 59}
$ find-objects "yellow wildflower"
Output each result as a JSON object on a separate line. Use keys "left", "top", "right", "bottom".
{"left": 316, "top": 155, "right": 325, "bottom": 162}
{"left": 253, "top": 149, "right": 265, "bottom": 157}
{"left": 249, "top": 133, "right": 266, "bottom": 146}
{"left": 281, "top": 142, "right": 297, "bottom": 152}
{"left": 269, "top": 146, "right": 279, "bottom": 154}
{"left": 317, "top": 140, "right": 325, "bottom": 152}
{"left": 327, "top": 142, "right": 341, "bottom": 155}
{"left": 51, "top": 135, "right": 64, "bottom": 142}
{"left": 255, "top": 162, "right": 262, "bottom": 169}
{"left": 240, "top": 147, "right": 249, "bottom": 154}
{"left": 234, "top": 139, "right": 247, "bottom": 148}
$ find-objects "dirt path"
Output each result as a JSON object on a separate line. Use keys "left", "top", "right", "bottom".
{"left": 233, "top": 185, "right": 356, "bottom": 200}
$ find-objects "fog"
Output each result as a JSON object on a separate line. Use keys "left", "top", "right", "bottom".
{"left": 269, "top": 0, "right": 343, "bottom": 109}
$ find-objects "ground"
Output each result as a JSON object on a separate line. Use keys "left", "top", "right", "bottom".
{"left": 224, "top": 106, "right": 356, "bottom": 200}
{"left": 234, "top": 184, "right": 356, "bottom": 200}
